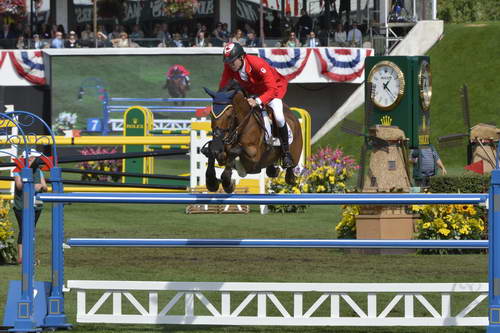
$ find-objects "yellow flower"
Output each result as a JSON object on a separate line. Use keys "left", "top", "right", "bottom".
{"left": 317, "top": 185, "right": 326, "bottom": 192}
{"left": 329, "top": 176, "right": 335, "bottom": 183}
{"left": 438, "top": 228, "right": 450, "bottom": 236}
{"left": 422, "top": 222, "right": 431, "bottom": 229}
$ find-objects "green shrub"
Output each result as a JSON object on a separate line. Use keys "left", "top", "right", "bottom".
{"left": 429, "top": 174, "right": 490, "bottom": 193}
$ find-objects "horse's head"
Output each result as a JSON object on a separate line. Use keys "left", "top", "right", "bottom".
{"left": 204, "top": 87, "right": 239, "bottom": 159}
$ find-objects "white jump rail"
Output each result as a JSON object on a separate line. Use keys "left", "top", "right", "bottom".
{"left": 68, "top": 281, "right": 488, "bottom": 326}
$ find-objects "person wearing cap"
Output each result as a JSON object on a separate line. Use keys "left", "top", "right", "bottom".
{"left": 218, "top": 42, "right": 293, "bottom": 168}
{"left": 64, "top": 30, "right": 81, "bottom": 48}
{"left": 13, "top": 149, "right": 48, "bottom": 265}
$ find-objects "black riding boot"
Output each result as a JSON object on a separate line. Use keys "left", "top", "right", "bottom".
{"left": 278, "top": 125, "right": 293, "bottom": 168}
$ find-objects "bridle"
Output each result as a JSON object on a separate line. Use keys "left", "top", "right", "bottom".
{"left": 212, "top": 102, "right": 255, "bottom": 146}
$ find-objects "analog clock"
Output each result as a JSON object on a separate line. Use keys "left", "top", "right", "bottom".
{"left": 418, "top": 60, "right": 432, "bottom": 111}
{"left": 367, "top": 61, "right": 405, "bottom": 111}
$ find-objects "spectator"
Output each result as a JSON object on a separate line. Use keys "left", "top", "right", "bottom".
{"left": 0, "top": 23, "right": 17, "bottom": 48}
{"left": 157, "top": 23, "right": 171, "bottom": 42}
{"left": 305, "top": 31, "right": 320, "bottom": 47}
{"left": 57, "top": 24, "right": 66, "bottom": 36}
{"left": 347, "top": 21, "right": 363, "bottom": 47}
{"left": 130, "top": 24, "right": 144, "bottom": 39}
{"left": 212, "top": 22, "right": 226, "bottom": 47}
{"left": 333, "top": 23, "right": 347, "bottom": 45}
{"left": 32, "top": 34, "right": 47, "bottom": 49}
{"left": 221, "top": 23, "right": 230, "bottom": 40}
{"left": 13, "top": 149, "right": 48, "bottom": 264}
{"left": 193, "top": 31, "right": 211, "bottom": 47}
{"left": 284, "top": 31, "right": 301, "bottom": 47}
{"left": 231, "top": 29, "right": 246, "bottom": 45}
{"left": 64, "top": 30, "right": 81, "bottom": 48}
{"left": 50, "top": 31, "right": 65, "bottom": 48}
{"left": 410, "top": 145, "right": 447, "bottom": 188}
{"left": 95, "top": 31, "right": 112, "bottom": 48}
{"left": 244, "top": 31, "right": 262, "bottom": 47}
{"left": 297, "top": 9, "right": 313, "bottom": 43}
{"left": 111, "top": 31, "right": 138, "bottom": 48}
{"left": 170, "top": 33, "right": 184, "bottom": 47}
{"left": 180, "top": 24, "right": 190, "bottom": 40}
{"left": 16, "top": 36, "right": 28, "bottom": 49}
{"left": 50, "top": 24, "right": 58, "bottom": 38}
{"left": 108, "top": 24, "right": 122, "bottom": 40}
{"left": 39, "top": 24, "right": 51, "bottom": 39}
{"left": 81, "top": 24, "right": 94, "bottom": 43}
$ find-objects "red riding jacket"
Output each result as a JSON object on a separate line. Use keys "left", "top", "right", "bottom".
{"left": 167, "top": 64, "right": 190, "bottom": 78}
{"left": 218, "top": 54, "right": 287, "bottom": 105}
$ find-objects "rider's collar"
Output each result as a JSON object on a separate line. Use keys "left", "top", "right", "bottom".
{"left": 211, "top": 104, "right": 232, "bottom": 119}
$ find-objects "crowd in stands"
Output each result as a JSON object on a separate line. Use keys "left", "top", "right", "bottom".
{"left": 0, "top": 11, "right": 369, "bottom": 50}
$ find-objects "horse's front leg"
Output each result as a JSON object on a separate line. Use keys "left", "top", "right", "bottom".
{"left": 221, "top": 146, "right": 241, "bottom": 193}
{"left": 205, "top": 155, "right": 220, "bottom": 192}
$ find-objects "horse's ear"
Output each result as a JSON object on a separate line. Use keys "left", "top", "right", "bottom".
{"left": 224, "top": 90, "right": 237, "bottom": 100}
{"left": 203, "top": 87, "right": 216, "bottom": 98}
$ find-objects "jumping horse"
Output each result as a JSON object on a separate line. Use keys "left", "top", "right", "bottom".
{"left": 164, "top": 71, "right": 189, "bottom": 103}
{"left": 203, "top": 85, "right": 303, "bottom": 193}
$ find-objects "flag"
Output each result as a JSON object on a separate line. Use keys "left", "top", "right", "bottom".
{"left": 313, "top": 47, "right": 372, "bottom": 82}
{"left": 8, "top": 50, "right": 46, "bottom": 85}
{"left": 464, "top": 160, "right": 484, "bottom": 174}
{"left": 258, "top": 48, "right": 312, "bottom": 81}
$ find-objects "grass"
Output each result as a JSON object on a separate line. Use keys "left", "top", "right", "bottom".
{"left": 315, "top": 22, "right": 500, "bottom": 170}
{"left": 0, "top": 202, "right": 488, "bottom": 332}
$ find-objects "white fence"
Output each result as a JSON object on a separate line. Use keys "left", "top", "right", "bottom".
{"left": 68, "top": 280, "right": 488, "bottom": 326}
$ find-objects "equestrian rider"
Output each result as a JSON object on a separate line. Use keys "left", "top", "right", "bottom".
{"left": 167, "top": 64, "right": 190, "bottom": 87}
{"left": 218, "top": 42, "right": 293, "bottom": 168}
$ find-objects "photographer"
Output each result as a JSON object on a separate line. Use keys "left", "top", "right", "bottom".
{"left": 13, "top": 149, "right": 47, "bottom": 265}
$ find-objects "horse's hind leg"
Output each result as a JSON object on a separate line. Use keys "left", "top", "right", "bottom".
{"left": 285, "top": 167, "right": 296, "bottom": 186}
{"left": 221, "top": 166, "right": 235, "bottom": 193}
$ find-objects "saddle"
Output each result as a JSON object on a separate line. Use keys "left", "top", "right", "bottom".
{"left": 253, "top": 104, "right": 293, "bottom": 146}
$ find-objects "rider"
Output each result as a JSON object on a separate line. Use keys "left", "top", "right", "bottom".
{"left": 218, "top": 42, "right": 293, "bottom": 168}
{"left": 166, "top": 64, "right": 190, "bottom": 87}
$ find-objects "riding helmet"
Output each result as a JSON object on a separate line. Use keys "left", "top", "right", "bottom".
{"left": 222, "top": 42, "right": 245, "bottom": 63}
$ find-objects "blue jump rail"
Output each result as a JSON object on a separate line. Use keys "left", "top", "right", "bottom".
{"left": 38, "top": 192, "right": 488, "bottom": 205}
{"left": 110, "top": 97, "right": 212, "bottom": 102}
{"left": 108, "top": 105, "right": 208, "bottom": 110}
{"left": 65, "top": 238, "right": 489, "bottom": 249}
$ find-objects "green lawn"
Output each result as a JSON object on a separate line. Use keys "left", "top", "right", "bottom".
{"left": 0, "top": 197, "right": 488, "bottom": 332}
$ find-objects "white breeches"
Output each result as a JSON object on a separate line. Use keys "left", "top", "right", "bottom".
{"left": 268, "top": 98, "right": 285, "bottom": 128}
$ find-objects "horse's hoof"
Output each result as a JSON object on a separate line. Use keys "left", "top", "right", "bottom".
{"left": 223, "top": 180, "right": 235, "bottom": 193}
{"left": 206, "top": 178, "right": 220, "bottom": 192}
{"left": 266, "top": 166, "right": 279, "bottom": 178}
{"left": 285, "top": 168, "right": 296, "bottom": 185}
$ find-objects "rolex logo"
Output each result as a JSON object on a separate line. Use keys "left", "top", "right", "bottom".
{"left": 380, "top": 115, "right": 392, "bottom": 126}
{"left": 133, "top": 118, "right": 138, "bottom": 124}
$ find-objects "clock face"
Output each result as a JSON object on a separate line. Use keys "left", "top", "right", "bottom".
{"left": 367, "top": 61, "right": 405, "bottom": 111}
{"left": 419, "top": 60, "right": 432, "bottom": 111}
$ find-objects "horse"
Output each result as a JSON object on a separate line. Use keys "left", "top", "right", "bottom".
{"left": 163, "top": 72, "right": 189, "bottom": 104}
{"left": 202, "top": 86, "right": 303, "bottom": 193}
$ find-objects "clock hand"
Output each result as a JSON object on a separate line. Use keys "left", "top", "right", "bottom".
{"left": 384, "top": 87, "right": 396, "bottom": 100}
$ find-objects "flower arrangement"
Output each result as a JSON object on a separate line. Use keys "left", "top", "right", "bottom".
{"left": 335, "top": 205, "right": 359, "bottom": 239}
{"left": 267, "top": 147, "right": 358, "bottom": 213}
{"left": 299, "top": 147, "right": 358, "bottom": 193}
{"left": 52, "top": 112, "right": 78, "bottom": 135}
{"left": 164, "top": 0, "right": 199, "bottom": 18}
{"left": 77, "top": 147, "right": 122, "bottom": 182}
{"left": 0, "top": 200, "right": 16, "bottom": 264}
{"left": 266, "top": 171, "right": 306, "bottom": 213}
{"left": 0, "top": 0, "right": 27, "bottom": 19}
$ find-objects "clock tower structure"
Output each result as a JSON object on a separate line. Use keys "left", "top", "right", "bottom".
{"left": 365, "top": 56, "right": 431, "bottom": 149}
